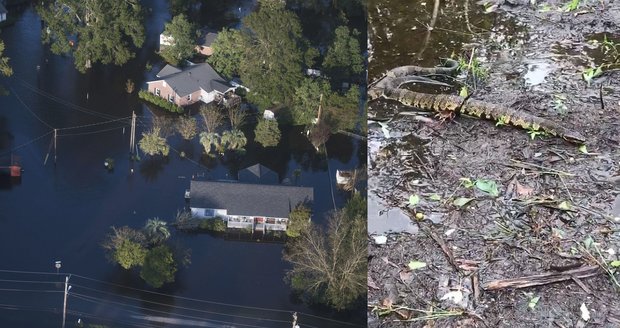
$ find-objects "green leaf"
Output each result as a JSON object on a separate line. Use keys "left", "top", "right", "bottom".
{"left": 409, "top": 195, "right": 420, "bottom": 206}
{"left": 558, "top": 201, "right": 572, "bottom": 211}
{"left": 475, "top": 179, "right": 499, "bottom": 197}
{"left": 578, "top": 144, "right": 588, "bottom": 154}
{"left": 430, "top": 194, "right": 442, "bottom": 201}
{"left": 528, "top": 296, "right": 540, "bottom": 309}
{"left": 453, "top": 197, "right": 473, "bottom": 207}
{"left": 459, "top": 86, "right": 468, "bottom": 97}
{"left": 408, "top": 261, "right": 427, "bottom": 270}
{"left": 583, "top": 236, "right": 594, "bottom": 250}
{"left": 610, "top": 260, "right": 620, "bottom": 267}
{"left": 460, "top": 177, "right": 474, "bottom": 188}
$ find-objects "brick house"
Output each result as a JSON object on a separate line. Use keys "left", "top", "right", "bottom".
{"left": 146, "top": 62, "right": 235, "bottom": 107}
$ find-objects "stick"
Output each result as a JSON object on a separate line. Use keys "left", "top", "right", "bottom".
{"left": 482, "top": 266, "right": 600, "bottom": 290}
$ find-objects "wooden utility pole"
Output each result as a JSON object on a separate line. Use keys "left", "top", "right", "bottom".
{"left": 292, "top": 312, "right": 299, "bottom": 328}
{"left": 62, "top": 275, "right": 70, "bottom": 328}
{"left": 129, "top": 111, "right": 136, "bottom": 154}
{"left": 53, "top": 129, "right": 57, "bottom": 164}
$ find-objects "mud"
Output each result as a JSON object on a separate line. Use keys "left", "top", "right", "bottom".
{"left": 368, "top": 1, "right": 620, "bottom": 327}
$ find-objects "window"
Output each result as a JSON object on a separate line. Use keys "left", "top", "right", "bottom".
{"left": 154, "top": 88, "right": 160, "bottom": 96}
{"left": 187, "top": 94, "right": 192, "bottom": 101}
{"left": 204, "top": 209, "right": 215, "bottom": 217}
{"left": 168, "top": 94, "right": 175, "bottom": 102}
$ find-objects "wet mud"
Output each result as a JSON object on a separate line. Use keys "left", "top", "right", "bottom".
{"left": 368, "top": 1, "right": 620, "bottom": 327}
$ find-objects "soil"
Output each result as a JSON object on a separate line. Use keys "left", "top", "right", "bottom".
{"left": 367, "top": 1, "right": 620, "bottom": 327}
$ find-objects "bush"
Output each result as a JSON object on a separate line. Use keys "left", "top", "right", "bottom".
{"left": 138, "top": 89, "right": 184, "bottom": 114}
{"left": 199, "top": 218, "right": 227, "bottom": 232}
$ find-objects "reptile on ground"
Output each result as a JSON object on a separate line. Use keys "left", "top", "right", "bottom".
{"left": 369, "top": 60, "right": 586, "bottom": 144}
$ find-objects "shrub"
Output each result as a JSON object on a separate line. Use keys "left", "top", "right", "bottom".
{"left": 138, "top": 89, "right": 184, "bottom": 113}
{"left": 199, "top": 218, "right": 227, "bottom": 232}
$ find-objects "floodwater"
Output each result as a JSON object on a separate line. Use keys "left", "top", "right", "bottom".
{"left": 0, "top": 1, "right": 364, "bottom": 327}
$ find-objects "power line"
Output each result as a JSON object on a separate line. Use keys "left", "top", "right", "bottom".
{"left": 11, "top": 87, "right": 55, "bottom": 129}
{"left": 0, "top": 130, "right": 54, "bottom": 157}
{"left": 57, "top": 116, "right": 132, "bottom": 131}
{"left": 0, "top": 269, "right": 359, "bottom": 326}
{"left": 58, "top": 124, "right": 129, "bottom": 137}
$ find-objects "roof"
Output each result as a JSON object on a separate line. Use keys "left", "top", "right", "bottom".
{"left": 238, "top": 164, "right": 278, "bottom": 184}
{"left": 151, "top": 63, "right": 231, "bottom": 97}
{"left": 198, "top": 32, "right": 218, "bottom": 47}
{"left": 189, "top": 180, "right": 313, "bottom": 218}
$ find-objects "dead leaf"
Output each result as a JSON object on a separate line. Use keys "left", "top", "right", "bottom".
{"left": 395, "top": 309, "right": 412, "bottom": 320}
{"left": 516, "top": 181, "right": 534, "bottom": 197}
{"left": 368, "top": 276, "right": 380, "bottom": 290}
{"left": 399, "top": 270, "right": 413, "bottom": 284}
{"left": 382, "top": 256, "right": 400, "bottom": 268}
{"left": 381, "top": 297, "right": 393, "bottom": 308}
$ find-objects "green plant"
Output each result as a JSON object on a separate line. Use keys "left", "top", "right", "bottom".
{"left": 138, "top": 90, "right": 184, "bottom": 113}
{"left": 495, "top": 115, "right": 510, "bottom": 126}
{"left": 527, "top": 128, "right": 548, "bottom": 140}
{"left": 582, "top": 66, "right": 603, "bottom": 86}
{"left": 553, "top": 94, "right": 568, "bottom": 114}
{"left": 564, "top": 0, "right": 581, "bottom": 12}
{"left": 199, "top": 218, "right": 227, "bottom": 232}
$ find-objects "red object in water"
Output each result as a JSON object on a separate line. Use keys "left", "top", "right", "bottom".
{"left": 9, "top": 166, "right": 20, "bottom": 177}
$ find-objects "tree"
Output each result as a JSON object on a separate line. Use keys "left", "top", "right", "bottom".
{"left": 283, "top": 198, "right": 367, "bottom": 310}
{"left": 37, "top": 0, "right": 145, "bottom": 73}
{"left": 322, "top": 26, "right": 364, "bottom": 81}
{"left": 308, "top": 121, "right": 331, "bottom": 150}
{"left": 220, "top": 129, "right": 247, "bottom": 151}
{"left": 254, "top": 118, "right": 281, "bottom": 147}
{"left": 291, "top": 78, "right": 330, "bottom": 126}
{"left": 226, "top": 104, "right": 248, "bottom": 130}
{"left": 286, "top": 205, "right": 311, "bottom": 237}
{"left": 323, "top": 85, "right": 360, "bottom": 132}
{"left": 199, "top": 131, "right": 221, "bottom": 154}
{"left": 102, "top": 226, "right": 147, "bottom": 270}
{"left": 139, "top": 127, "right": 170, "bottom": 156}
{"left": 199, "top": 105, "right": 224, "bottom": 134}
{"left": 238, "top": 2, "right": 306, "bottom": 108}
{"left": 208, "top": 28, "right": 246, "bottom": 79}
{"left": 143, "top": 218, "right": 171, "bottom": 245}
{"left": 160, "top": 14, "right": 196, "bottom": 66}
{"left": 176, "top": 116, "right": 198, "bottom": 140}
{"left": 0, "top": 40, "right": 12, "bottom": 77}
{"left": 140, "top": 245, "right": 177, "bottom": 288}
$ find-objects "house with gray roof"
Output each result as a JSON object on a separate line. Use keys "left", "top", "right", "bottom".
{"left": 196, "top": 30, "right": 218, "bottom": 56}
{"left": 188, "top": 164, "right": 313, "bottom": 233}
{"left": 146, "top": 62, "right": 236, "bottom": 106}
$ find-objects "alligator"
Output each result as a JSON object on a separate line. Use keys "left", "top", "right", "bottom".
{"left": 369, "top": 60, "right": 586, "bottom": 144}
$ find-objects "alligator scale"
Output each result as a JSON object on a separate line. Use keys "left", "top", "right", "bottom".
{"left": 369, "top": 60, "right": 586, "bottom": 144}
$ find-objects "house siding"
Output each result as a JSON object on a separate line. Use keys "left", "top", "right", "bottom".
{"left": 147, "top": 80, "right": 202, "bottom": 106}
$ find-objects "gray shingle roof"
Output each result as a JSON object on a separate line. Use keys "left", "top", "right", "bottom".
{"left": 238, "top": 164, "right": 278, "bottom": 184}
{"left": 199, "top": 32, "right": 218, "bottom": 47}
{"left": 153, "top": 63, "right": 231, "bottom": 97}
{"left": 189, "top": 180, "right": 313, "bottom": 218}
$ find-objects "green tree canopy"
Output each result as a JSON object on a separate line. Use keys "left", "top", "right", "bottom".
{"left": 0, "top": 40, "right": 12, "bottom": 77}
{"left": 37, "top": 0, "right": 145, "bottom": 73}
{"left": 322, "top": 85, "right": 360, "bottom": 132}
{"left": 283, "top": 198, "right": 367, "bottom": 310}
{"left": 102, "top": 226, "right": 147, "bottom": 270}
{"left": 322, "top": 26, "right": 364, "bottom": 81}
{"left": 140, "top": 245, "right": 177, "bottom": 288}
{"left": 139, "top": 127, "right": 170, "bottom": 157}
{"left": 286, "top": 204, "right": 311, "bottom": 238}
{"left": 208, "top": 28, "right": 246, "bottom": 79}
{"left": 143, "top": 218, "right": 171, "bottom": 245}
{"left": 291, "top": 78, "right": 330, "bottom": 126}
{"left": 160, "top": 14, "right": 196, "bottom": 66}
{"left": 254, "top": 118, "right": 281, "bottom": 147}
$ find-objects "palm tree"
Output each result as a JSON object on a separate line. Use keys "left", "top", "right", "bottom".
{"left": 221, "top": 129, "right": 247, "bottom": 151}
{"left": 143, "top": 218, "right": 170, "bottom": 245}
{"left": 199, "top": 132, "right": 221, "bottom": 154}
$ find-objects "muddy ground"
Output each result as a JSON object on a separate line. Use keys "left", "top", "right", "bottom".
{"left": 367, "top": 1, "right": 620, "bottom": 327}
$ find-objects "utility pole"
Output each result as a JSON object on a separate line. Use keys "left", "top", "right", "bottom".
{"left": 53, "top": 129, "right": 57, "bottom": 164}
{"left": 316, "top": 93, "right": 323, "bottom": 125}
{"left": 62, "top": 275, "right": 70, "bottom": 328}
{"left": 129, "top": 111, "right": 136, "bottom": 155}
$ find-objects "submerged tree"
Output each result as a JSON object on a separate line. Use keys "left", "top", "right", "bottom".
{"left": 102, "top": 226, "right": 148, "bottom": 270}
{"left": 176, "top": 116, "right": 198, "bottom": 140}
{"left": 208, "top": 28, "right": 246, "bottom": 79}
{"left": 220, "top": 129, "right": 247, "bottom": 151}
{"left": 283, "top": 197, "right": 367, "bottom": 310}
{"left": 0, "top": 40, "right": 12, "bottom": 77}
{"left": 140, "top": 245, "right": 177, "bottom": 288}
{"left": 139, "top": 127, "right": 170, "bottom": 157}
{"left": 322, "top": 26, "right": 364, "bottom": 81}
{"left": 254, "top": 118, "right": 281, "bottom": 148}
{"left": 199, "top": 131, "right": 221, "bottom": 154}
{"left": 143, "top": 218, "right": 171, "bottom": 246}
{"left": 199, "top": 105, "right": 224, "bottom": 134}
{"left": 286, "top": 205, "right": 311, "bottom": 238}
{"left": 160, "top": 14, "right": 196, "bottom": 66}
{"left": 37, "top": 0, "right": 145, "bottom": 73}
{"left": 226, "top": 104, "right": 248, "bottom": 130}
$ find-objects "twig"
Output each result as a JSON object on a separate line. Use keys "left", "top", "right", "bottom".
{"left": 558, "top": 174, "right": 574, "bottom": 203}
{"left": 506, "top": 159, "right": 575, "bottom": 176}
{"left": 423, "top": 227, "right": 460, "bottom": 272}
{"left": 482, "top": 266, "right": 600, "bottom": 290}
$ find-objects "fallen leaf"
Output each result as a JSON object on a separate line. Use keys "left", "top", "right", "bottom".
{"left": 459, "top": 86, "right": 468, "bottom": 97}
{"left": 399, "top": 270, "right": 413, "bottom": 283}
{"left": 558, "top": 201, "right": 572, "bottom": 211}
{"left": 430, "top": 194, "right": 442, "bottom": 201}
{"left": 578, "top": 144, "right": 588, "bottom": 154}
{"left": 441, "top": 290, "right": 464, "bottom": 304}
{"left": 381, "top": 297, "right": 393, "bottom": 308}
{"left": 528, "top": 296, "right": 540, "bottom": 309}
{"left": 580, "top": 303, "right": 590, "bottom": 321}
{"left": 395, "top": 309, "right": 412, "bottom": 320}
{"left": 445, "top": 228, "right": 456, "bottom": 236}
{"left": 515, "top": 181, "right": 534, "bottom": 197}
{"left": 408, "top": 261, "right": 427, "bottom": 270}
{"left": 453, "top": 197, "right": 474, "bottom": 207}
{"left": 475, "top": 179, "right": 499, "bottom": 197}
{"left": 610, "top": 260, "right": 620, "bottom": 267}
{"left": 409, "top": 194, "right": 420, "bottom": 206}
{"left": 583, "top": 236, "right": 594, "bottom": 250}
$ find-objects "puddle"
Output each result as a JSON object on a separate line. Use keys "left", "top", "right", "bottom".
{"left": 584, "top": 32, "right": 620, "bottom": 67}
{"left": 368, "top": 184, "right": 418, "bottom": 235}
{"left": 523, "top": 59, "right": 554, "bottom": 86}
